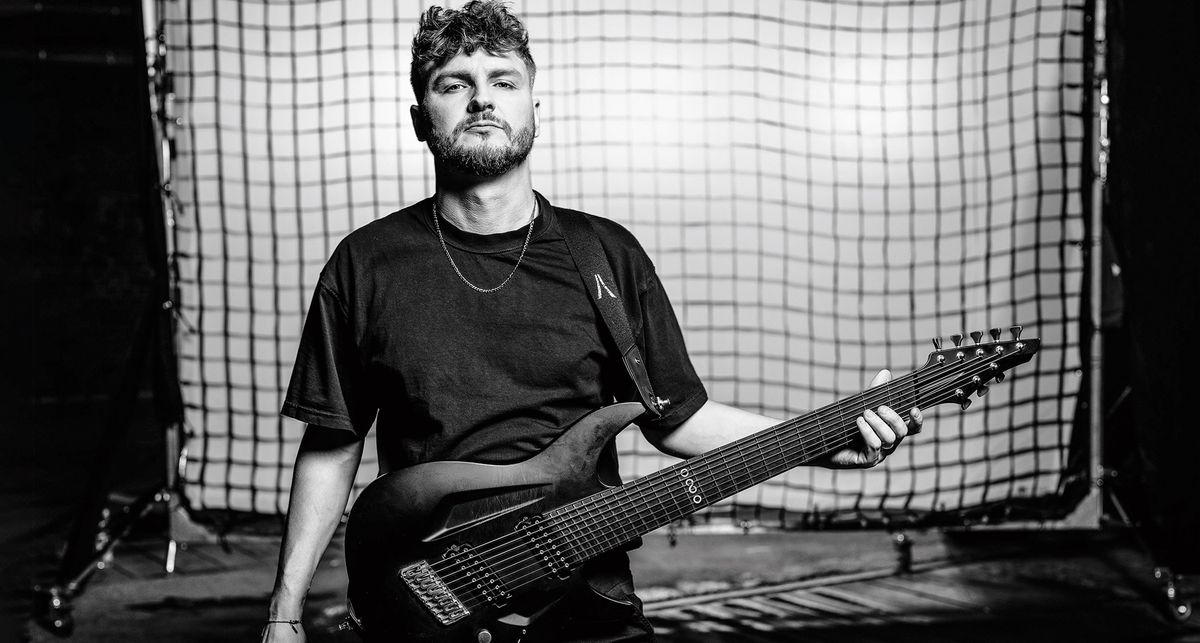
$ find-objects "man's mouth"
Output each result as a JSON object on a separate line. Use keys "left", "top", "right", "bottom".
{"left": 462, "top": 120, "right": 507, "bottom": 134}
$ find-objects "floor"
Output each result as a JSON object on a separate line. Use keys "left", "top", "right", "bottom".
{"left": 20, "top": 527, "right": 1200, "bottom": 643}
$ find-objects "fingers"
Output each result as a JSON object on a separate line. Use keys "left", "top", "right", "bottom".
{"left": 876, "top": 406, "right": 908, "bottom": 440}
{"left": 848, "top": 375, "right": 927, "bottom": 467}
{"left": 858, "top": 407, "right": 902, "bottom": 445}
{"left": 855, "top": 416, "right": 883, "bottom": 450}
{"left": 855, "top": 404, "right": 914, "bottom": 465}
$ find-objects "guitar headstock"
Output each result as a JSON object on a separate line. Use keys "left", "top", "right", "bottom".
{"left": 916, "top": 326, "right": 1040, "bottom": 409}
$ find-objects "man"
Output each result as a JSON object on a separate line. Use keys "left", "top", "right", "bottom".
{"left": 263, "top": 2, "right": 921, "bottom": 641}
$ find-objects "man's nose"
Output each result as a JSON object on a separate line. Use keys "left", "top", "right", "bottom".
{"left": 468, "top": 86, "right": 494, "bottom": 113}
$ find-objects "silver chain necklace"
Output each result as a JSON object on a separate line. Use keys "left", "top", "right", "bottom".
{"left": 432, "top": 198, "right": 538, "bottom": 294}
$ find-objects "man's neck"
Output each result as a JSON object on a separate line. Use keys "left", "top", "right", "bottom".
{"left": 433, "top": 164, "right": 537, "bottom": 234}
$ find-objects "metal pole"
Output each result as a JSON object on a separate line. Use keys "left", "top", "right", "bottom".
{"left": 146, "top": 0, "right": 201, "bottom": 572}
{"left": 1088, "top": 0, "right": 1109, "bottom": 522}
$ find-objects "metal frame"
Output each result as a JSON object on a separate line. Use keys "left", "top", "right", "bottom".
{"left": 1067, "top": 0, "right": 1109, "bottom": 531}
{"left": 144, "top": 0, "right": 218, "bottom": 574}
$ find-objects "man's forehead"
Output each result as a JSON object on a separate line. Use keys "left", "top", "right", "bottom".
{"left": 428, "top": 50, "right": 529, "bottom": 80}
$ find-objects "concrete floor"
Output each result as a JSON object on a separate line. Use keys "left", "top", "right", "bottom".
{"left": 18, "top": 527, "right": 1200, "bottom": 642}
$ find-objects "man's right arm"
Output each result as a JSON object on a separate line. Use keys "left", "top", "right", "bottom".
{"left": 263, "top": 424, "right": 365, "bottom": 642}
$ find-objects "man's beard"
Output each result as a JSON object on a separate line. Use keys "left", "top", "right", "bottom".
{"left": 425, "top": 113, "right": 536, "bottom": 177}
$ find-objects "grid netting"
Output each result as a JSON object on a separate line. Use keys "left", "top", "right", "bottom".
{"left": 161, "top": 0, "right": 1088, "bottom": 527}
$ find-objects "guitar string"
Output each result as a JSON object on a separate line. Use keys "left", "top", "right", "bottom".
{"left": 441, "top": 381, "right": 974, "bottom": 602}
{"left": 428, "top": 352, "right": 1013, "bottom": 595}
{"left": 448, "top": 359, "right": 1007, "bottom": 611}
{"left": 429, "top": 352, "right": 1008, "bottom": 595}
{"left": 456, "top": 405, "right": 892, "bottom": 592}
{"left": 423, "top": 376, "right": 919, "bottom": 579}
{"left": 446, "top": 362, "right": 1006, "bottom": 610}
{"left": 547, "top": 349, "right": 1008, "bottom": 536}
{"left": 425, "top": 377, "right": 914, "bottom": 588}
{"left": 429, "top": 373, "right": 915, "bottom": 584}
{"left": 433, "top": 355, "right": 998, "bottom": 597}
{"left": 555, "top": 356, "right": 1007, "bottom": 557}
{"left": 551, "top": 355, "right": 1006, "bottom": 560}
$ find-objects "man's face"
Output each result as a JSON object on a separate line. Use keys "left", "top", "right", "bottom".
{"left": 413, "top": 49, "right": 539, "bottom": 177}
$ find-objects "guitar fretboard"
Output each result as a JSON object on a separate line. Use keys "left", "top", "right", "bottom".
{"left": 547, "top": 373, "right": 925, "bottom": 563}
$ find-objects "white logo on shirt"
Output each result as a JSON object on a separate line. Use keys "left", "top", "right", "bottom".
{"left": 594, "top": 274, "right": 617, "bottom": 299}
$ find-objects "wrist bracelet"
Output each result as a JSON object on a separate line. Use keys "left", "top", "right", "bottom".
{"left": 265, "top": 619, "right": 301, "bottom": 633}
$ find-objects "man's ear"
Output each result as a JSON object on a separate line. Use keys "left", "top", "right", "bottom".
{"left": 533, "top": 97, "right": 541, "bottom": 138}
{"left": 410, "top": 103, "right": 428, "bottom": 142}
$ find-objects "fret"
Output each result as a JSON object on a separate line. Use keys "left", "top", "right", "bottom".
{"left": 705, "top": 448, "right": 739, "bottom": 500}
{"left": 734, "top": 445, "right": 753, "bottom": 497}
{"left": 750, "top": 432, "right": 770, "bottom": 483}
{"left": 610, "top": 483, "right": 644, "bottom": 546}
{"left": 766, "top": 425, "right": 791, "bottom": 479}
{"left": 692, "top": 452, "right": 720, "bottom": 500}
{"left": 837, "top": 397, "right": 855, "bottom": 435}
{"left": 565, "top": 495, "right": 603, "bottom": 562}
{"left": 688, "top": 457, "right": 717, "bottom": 502}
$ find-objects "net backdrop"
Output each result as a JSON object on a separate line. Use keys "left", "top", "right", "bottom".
{"left": 160, "top": 0, "right": 1088, "bottom": 527}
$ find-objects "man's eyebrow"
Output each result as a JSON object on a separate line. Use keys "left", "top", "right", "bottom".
{"left": 431, "top": 67, "right": 524, "bottom": 85}
{"left": 431, "top": 70, "right": 472, "bottom": 85}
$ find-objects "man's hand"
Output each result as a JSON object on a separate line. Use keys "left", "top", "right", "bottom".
{"left": 820, "top": 369, "right": 923, "bottom": 469}
{"left": 260, "top": 620, "right": 306, "bottom": 643}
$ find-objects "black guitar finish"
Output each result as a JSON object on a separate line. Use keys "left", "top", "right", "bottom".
{"left": 346, "top": 403, "right": 646, "bottom": 642}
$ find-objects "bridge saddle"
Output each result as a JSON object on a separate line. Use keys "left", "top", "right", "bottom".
{"left": 399, "top": 560, "right": 470, "bottom": 626}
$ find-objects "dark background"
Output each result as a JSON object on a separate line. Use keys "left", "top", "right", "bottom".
{"left": 0, "top": 1, "right": 178, "bottom": 639}
{"left": 1105, "top": 0, "right": 1200, "bottom": 575}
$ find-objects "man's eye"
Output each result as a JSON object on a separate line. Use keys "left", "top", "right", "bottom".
{"left": 442, "top": 83, "right": 466, "bottom": 92}
{"left": 495, "top": 81, "right": 516, "bottom": 89}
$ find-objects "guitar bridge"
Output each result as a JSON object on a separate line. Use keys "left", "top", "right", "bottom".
{"left": 399, "top": 560, "right": 470, "bottom": 626}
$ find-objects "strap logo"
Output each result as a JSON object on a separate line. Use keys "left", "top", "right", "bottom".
{"left": 594, "top": 274, "right": 617, "bottom": 299}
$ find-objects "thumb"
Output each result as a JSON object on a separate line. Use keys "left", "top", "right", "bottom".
{"left": 869, "top": 369, "right": 891, "bottom": 387}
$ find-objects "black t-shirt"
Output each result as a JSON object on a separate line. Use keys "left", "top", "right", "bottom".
{"left": 281, "top": 192, "right": 707, "bottom": 471}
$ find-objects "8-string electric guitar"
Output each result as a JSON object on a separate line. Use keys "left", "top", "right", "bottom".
{"left": 344, "top": 327, "right": 1039, "bottom": 641}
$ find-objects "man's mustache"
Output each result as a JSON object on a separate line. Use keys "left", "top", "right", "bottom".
{"left": 455, "top": 115, "right": 512, "bottom": 137}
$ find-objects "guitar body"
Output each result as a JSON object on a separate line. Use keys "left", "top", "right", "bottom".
{"left": 345, "top": 402, "right": 646, "bottom": 642}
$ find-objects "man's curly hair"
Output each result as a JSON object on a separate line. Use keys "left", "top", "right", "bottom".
{"left": 410, "top": 1, "right": 536, "bottom": 103}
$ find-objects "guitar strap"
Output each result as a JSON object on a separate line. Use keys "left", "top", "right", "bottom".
{"left": 555, "top": 207, "right": 668, "bottom": 419}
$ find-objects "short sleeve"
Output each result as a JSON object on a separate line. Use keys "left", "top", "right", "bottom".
{"left": 631, "top": 271, "right": 708, "bottom": 432}
{"left": 281, "top": 281, "right": 376, "bottom": 436}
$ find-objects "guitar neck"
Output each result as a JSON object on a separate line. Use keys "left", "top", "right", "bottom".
{"left": 548, "top": 373, "right": 924, "bottom": 562}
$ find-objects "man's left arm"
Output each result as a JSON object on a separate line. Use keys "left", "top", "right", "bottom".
{"left": 641, "top": 369, "right": 923, "bottom": 468}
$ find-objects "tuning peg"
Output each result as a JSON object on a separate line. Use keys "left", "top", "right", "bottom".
{"left": 1009, "top": 325, "right": 1023, "bottom": 341}
{"left": 951, "top": 333, "right": 963, "bottom": 347}
{"left": 970, "top": 330, "right": 983, "bottom": 345}
{"left": 954, "top": 387, "right": 971, "bottom": 410}
{"left": 932, "top": 337, "right": 943, "bottom": 350}
{"left": 977, "top": 384, "right": 989, "bottom": 397}
{"left": 989, "top": 328, "right": 1001, "bottom": 341}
